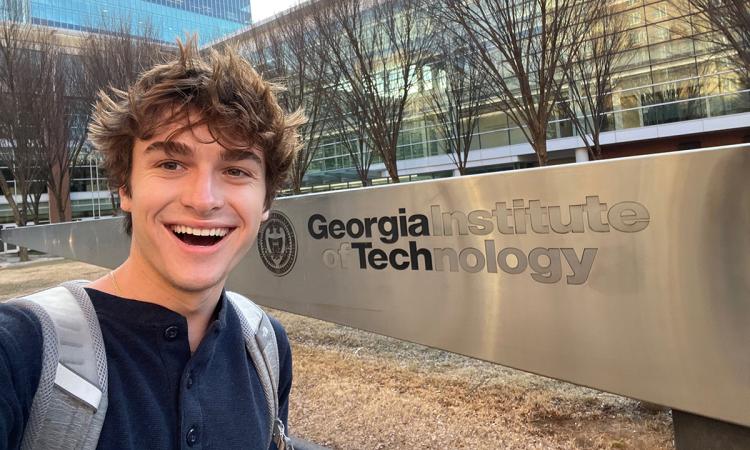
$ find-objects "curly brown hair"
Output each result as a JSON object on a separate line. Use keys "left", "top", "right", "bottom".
{"left": 88, "top": 38, "right": 305, "bottom": 234}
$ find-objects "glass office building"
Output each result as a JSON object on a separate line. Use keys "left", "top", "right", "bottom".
{"left": 231, "top": 0, "right": 749, "bottom": 188}
{"left": 27, "top": 0, "right": 251, "bottom": 45}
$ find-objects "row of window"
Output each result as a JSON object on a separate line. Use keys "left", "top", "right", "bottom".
{"left": 310, "top": 88, "right": 749, "bottom": 174}
{"left": 30, "top": 0, "right": 249, "bottom": 44}
{"left": 0, "top": 195, "right": 117, "bottom": 223}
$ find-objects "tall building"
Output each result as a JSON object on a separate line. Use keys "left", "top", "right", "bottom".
{"left": 20, "top": 0, "right": 252, "bottom": 45}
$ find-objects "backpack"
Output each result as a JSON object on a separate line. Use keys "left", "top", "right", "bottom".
{"left": 10, "top": 280, "right": 293, "bottom": 450}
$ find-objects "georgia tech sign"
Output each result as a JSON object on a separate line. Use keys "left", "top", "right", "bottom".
{"left": 305, "top": 196, "right": 648, "bottom": 284}
{"left": 4, "top": 145, "right": 749, "bottom": 429}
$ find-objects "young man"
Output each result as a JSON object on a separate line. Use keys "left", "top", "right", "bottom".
{"left": 0, "top": 41, "right": 304, "bottom": 449}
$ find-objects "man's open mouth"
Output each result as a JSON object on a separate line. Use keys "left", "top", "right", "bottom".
{"left": 169, "top": 225, "right": 233, "bottom": 246}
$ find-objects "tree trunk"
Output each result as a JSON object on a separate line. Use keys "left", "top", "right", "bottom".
{"left": 537, "top": 151, "right": 548, "bottom": 166}
{"left": 48, "top": 166, "right": 72, "bottom": 222}
{"left": 593, "top": 137, "right": 603, "bottom": 160}
{"left": 387, "top": 161, "right": 400, "bottom": 183}
{"left": 32, "top": 196, "right": 41, "bottom": 224}
{"left": 534, "top": 134, "right": 549, "bottom": 166}
{"left": 18, "top": 246, "right": 29, "bottom": 262}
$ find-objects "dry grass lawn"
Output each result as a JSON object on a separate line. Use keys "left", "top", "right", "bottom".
{"left": 1, "top": 259, "right": 674, "bottom": 449}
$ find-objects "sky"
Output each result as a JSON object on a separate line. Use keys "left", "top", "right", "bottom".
{"left": 251, "top": 1, "right": 301, "bottom": 23}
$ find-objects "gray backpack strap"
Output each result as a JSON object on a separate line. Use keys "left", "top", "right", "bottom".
{"left": 226, "top": 291, "right": 293, "bottom": 450}
{"left": 9, "top": 281, "right": 108, "bottom": 450}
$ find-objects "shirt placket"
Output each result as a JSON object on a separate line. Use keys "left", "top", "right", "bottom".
{"left": 157, "top": 321, "right": 205, "bottom": 450}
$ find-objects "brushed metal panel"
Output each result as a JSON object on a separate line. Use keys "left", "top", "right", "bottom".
{"left": 1, "top": 218, "right": 129, "bottom": 269}
{"left": 3, "top": 145, "right": 748, "bottom": 426}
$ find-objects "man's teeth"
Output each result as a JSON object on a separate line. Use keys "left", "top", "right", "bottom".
{"left": 170, "top": 225, "right": 229, "bottom": 237}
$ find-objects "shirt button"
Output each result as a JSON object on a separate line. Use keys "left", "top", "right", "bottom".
{"left": 186, "top": 426, "right": 199, "bottom": 446}
{"left": 186, "top": 373, "right": 194, "bottom": 389}
{"left": 163, "top": 325, "right": 179, "bottom": 341}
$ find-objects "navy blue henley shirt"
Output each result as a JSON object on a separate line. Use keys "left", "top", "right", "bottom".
{"left": 0, "top": 288, "right": 292, "bottom": 450}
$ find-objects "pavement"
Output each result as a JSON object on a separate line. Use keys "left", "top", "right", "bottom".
{"left": 0, "top": 253, "right": 63, "bottom": 269}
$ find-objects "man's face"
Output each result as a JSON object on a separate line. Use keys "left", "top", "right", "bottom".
{"left": 120, "top": 118, "right": 268, "bottom": 294}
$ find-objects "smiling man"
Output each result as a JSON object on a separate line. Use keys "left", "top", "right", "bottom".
{"left": 0, "top": 41, "right": 304, "bottom": 449}
{"left": 98, "top": 122, "right": 272, "bottom": 351}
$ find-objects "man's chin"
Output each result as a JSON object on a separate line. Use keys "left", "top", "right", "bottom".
{"left": 170, "top": 275, "right": 226, "bottom": 295}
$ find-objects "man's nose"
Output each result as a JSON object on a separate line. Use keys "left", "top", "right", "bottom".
{"left": 181, "top": 170, "right": 224, "bottom": 214}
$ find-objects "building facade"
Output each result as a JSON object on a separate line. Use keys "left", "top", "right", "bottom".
{"left": 16, "top": 0, "right": 251, "bottom": 44}
{"left": 230, "top": 0, "right": 750, "bottom": 192}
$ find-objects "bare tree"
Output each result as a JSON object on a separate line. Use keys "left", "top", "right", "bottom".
{"left": 444, "top": 0, "right": 600, "bottom": 166}
{"left": 240, "top": 10, "right": 326, "bottom": 193}
{"left": 79, "top": 20, "right": 167, "bottom": 213}
{"left": 424, "top": 36, "right": 489, "bottom": 175}
{"left": 331, "top": 98, "right": 376, "bottom": 185}
{"left": 40, "top": 47, "right": 95, "bottom": 222}
{"left": 0, "top": 19, "right": 54, "bottom": 260}
{"left": 313, "top": 0, "right": 435, "bottom": 182}
{"left": 687, "top": 0, "right": 749, "bottom": 86}
{"left": 0, "top": 26, "right": 49, "bottom": 216}
{"left": 36, "top": 20, "right": 166, "bottom": 223}
{"left": 81, "top": 20, "right": 166, "bottom": 94}
{"left": 560, "top": 5, "right": 630, "bottom": 160}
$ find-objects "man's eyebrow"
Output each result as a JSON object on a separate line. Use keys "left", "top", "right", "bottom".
{"left": 144, "top": 141, "right": 193, "bottom": 157}
{"left": 221, "top": 148, "right": 263, "bottom": 164}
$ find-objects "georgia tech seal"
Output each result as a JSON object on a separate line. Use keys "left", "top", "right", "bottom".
{"left": 258, "top": 210, "right": 297, "bottom": 276}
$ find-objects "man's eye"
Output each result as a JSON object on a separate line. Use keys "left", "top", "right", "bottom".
{"left": 226, "top": 168, "right": 251, "bottom": 178}
{"left": 159, "top": 161, "right": 182, "bottom": 171}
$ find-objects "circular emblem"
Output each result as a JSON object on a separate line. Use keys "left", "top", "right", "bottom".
{"left": 257, "top": 210, "right": 297, "bottom": 276}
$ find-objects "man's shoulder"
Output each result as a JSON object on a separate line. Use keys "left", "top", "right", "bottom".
{"left": 224, "top": 292, "right": 292, "bottom": 377}
{"left": 225, "top": 292, "right": 288, "bottom": 339}
{"left": 266, "top": 313, "right": 291, "bottom": 356}
{"left": 264, "top": 312, "right": 292, "bottom": 391}
{"left": 266, "top": 314, "right": 288, "bottom": 342}
{"left": 0, "top": 299, "right": 44, "bottom": 400}
{"left": 0, "top": 300, "right": 45, "bottom": 354}
{"left": 1, "top": 283, "right": 92, "bottom": 364}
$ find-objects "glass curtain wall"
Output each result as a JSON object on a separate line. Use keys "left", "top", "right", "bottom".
{"left": 29, "top": 0, "right": 251, "bottom": 45}
{"left": 0, "top": 154, "right": 115, "bottom": 224}
{"left": 306, "top": 0, "right": 748, "bottom": 178}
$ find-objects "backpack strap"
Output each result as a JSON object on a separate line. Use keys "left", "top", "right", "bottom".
{"left": 226, "top": 291, "right": 293, "bottom": 450}
{"left": 9, "top": 281, "right": 108, "bottom": 450}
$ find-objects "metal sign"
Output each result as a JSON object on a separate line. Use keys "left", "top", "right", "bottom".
{"left": 3, "top": 145, "right": 749, "bottom": 427}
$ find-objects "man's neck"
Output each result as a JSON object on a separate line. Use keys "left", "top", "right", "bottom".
{"left": 89, "top": 257, "right": 223, "bottom": 352}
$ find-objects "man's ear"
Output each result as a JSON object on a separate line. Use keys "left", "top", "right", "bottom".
{"left": 119, "top": 186, "right": 132, "bottom": 212}
{"left": 262, "top": 209, "right": 270, "bottom": 221}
